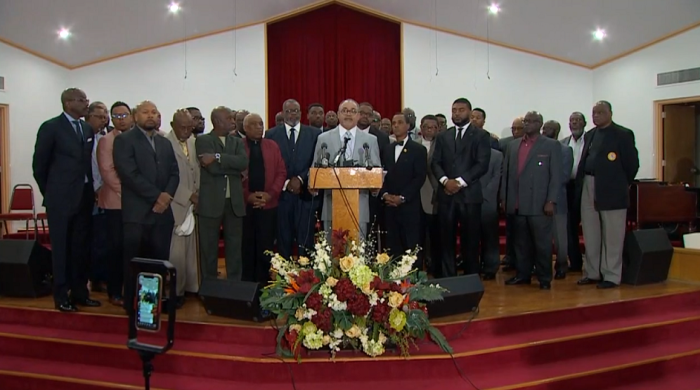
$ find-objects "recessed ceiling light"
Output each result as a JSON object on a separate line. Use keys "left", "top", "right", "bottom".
{"left": 488, "top": 4, "right": 500, "bottom": 15}
{"left": 593, "top": 28, "right": 607, "bottom": 41}
{"left": 168, "top": 2, "right": 180, "bottom": 13}
{"left": 58, "top": 28, "right": 71, "bottom": 40}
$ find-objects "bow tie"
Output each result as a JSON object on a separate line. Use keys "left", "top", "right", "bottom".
{"left": 393, "top": 141, "right": 404, "bottom": 147}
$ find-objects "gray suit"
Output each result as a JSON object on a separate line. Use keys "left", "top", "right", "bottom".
{"left": 553, "top": 143, "right": 573, "bottom": 273}
{"left": 498, "top": 134, "right": 521, "bottom": 266}
{"left": 415, "top": 136, "right": 440, "bottom": 272}
{"left": 313, "top": 128, "right": 380, "bottom": 238}
{"left": 479, "top": 149, "right": 503, "bottom": 275}
{"left": 500, "top": 136, "right": 562, "bottom": 282}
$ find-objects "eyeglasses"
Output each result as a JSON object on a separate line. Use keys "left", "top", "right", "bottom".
{"left": 285, "top": 109, "right": 300, "bottom": 114}
{"left": 111, "top": 113, "right": 130, "bottom": 119}
{"left": 340, "top": 109, "right": 358, "bottom": 115}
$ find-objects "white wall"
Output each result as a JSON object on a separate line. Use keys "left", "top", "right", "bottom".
{"left": 592, "top": 26, "right": 700, "bottom": 179}
{"left": 0, "top": 42, "right": 70, "bottom": 208}
{"left": 402, "top": 24, "right": 593, "bottom": 139}
{"left": 70, "top": 24, "right": 266, "bottom": 132}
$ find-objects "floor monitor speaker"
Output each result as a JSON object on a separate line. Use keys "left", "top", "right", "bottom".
{"left": 199, "top": 278, "right": 268, "bottom": 322}
{"left": 426, "top": 274, "right": 484, "bottom": 318}
{"left": 0, "top": 239, "right": 52, "bottom": 297}
{"left": 622, "top": 228, "right": 673, "bottom": 285}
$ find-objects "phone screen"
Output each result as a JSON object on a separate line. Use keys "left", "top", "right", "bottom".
{"left": 135, "top": 272, "right": 163, "bottom": 332}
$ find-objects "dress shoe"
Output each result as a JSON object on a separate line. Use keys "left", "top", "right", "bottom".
{"left": 109, "top": 296, "right": 124, "bottom": 306}
{"left": 554, "top": 271, "right": 566, "bottom": 280}
{"left": 73, "top": 298, "right": 102, "bottom": 307}
{"left": 482, "top": 273, "right": 496, "bottom": 281}
{"left": 577, "top": 277, "right": 600, "bottom": 285}
{"left": 505, "top": 276, "right": 531, "bottom": 285}
{"left": 55, "top": 301, "right": 78, "bottom": 312}
{"left": 540, "top": 282, "right": 551, "bottom": 290}
{"left": 597, "top": 281, "right": 618, "bottom": 289}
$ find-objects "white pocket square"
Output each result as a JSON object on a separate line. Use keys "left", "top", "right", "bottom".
{"left": 87, "top": 138, "right": 93, "bottom": 142}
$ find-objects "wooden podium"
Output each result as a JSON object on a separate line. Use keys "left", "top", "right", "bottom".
{"left": 308, "top": 167, "right": 383, "bottom": 239}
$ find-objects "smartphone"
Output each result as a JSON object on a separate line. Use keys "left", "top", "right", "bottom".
{"left": 135, "top": 272, "right": 163, "bottom": 332}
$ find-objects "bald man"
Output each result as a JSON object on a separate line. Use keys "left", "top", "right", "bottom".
{"left": 113, "top": 100, "right": 180, "bottom": 313}
{"left": 165, "top": 109, "right": 201, "bottom": 306}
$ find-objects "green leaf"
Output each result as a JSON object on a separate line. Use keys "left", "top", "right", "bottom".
{"left": 407, "top": 285, "right": 447, "bottom": 302}
{"left": 426, "top": 325, "right": 453, "bottom": 354}
{"left": 332, "top": 310, "right": 353, "bottom": 330}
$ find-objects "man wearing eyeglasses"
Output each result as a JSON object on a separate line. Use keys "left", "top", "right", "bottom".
{"left": 265, "top": 99, "right": 321, "bottom": 259}
{"left": 187, "top": 107, "right": 205, "bottom": 137}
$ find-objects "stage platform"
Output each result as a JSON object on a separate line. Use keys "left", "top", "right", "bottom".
{"left": 1, "top": 277, "right": 700, "bottom": 390}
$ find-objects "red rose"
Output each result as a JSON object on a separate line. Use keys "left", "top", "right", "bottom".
{"left": 334, "top": 278, "right": 356, "bottom": 302}
{"left": 347, "top": 293, "right": 371, "bottom": 316}
{"left": 311, "top": 307, "right": 333, "bottom": 332}
{"left": 371, "top": 301, "right": 391, "bottom": 323}
{"left": 305, "top": 292, "right": 323, "bottom": 311}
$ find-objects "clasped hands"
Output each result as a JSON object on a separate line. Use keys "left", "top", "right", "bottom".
{"left": 248, "top": 192, "right": 272, "bottom": 208}
{"left": 443, "top": 179, "right": 462, "bottom": 195}
{"left": 152, "top": 192, "right": 173, "bottom": 214}
{"left": 382, "top": 194, "right": 403, "bottom": 207}
{"left": 286, "top": 176, "right": 302, "bottom": 195}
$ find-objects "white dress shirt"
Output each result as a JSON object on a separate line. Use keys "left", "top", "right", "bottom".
{"left": 568, "top": 134, "right": 585, "bottom": 179}
{"left": 439, "top": 124, "right": 470, "bottom": 188}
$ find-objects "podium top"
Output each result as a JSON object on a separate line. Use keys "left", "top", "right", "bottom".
{"left": 308, "top": 167, "right": 383, "bottom": 190}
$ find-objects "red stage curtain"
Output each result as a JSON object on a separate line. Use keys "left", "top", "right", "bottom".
{"left": 266, "top": 4, "right": 401, "bottom": 126}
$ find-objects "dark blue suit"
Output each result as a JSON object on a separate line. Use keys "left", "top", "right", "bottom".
{"left": 265, "top": 124, "right": 321, "bottom": 258}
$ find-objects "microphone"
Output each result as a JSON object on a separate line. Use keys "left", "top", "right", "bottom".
{"left": 333, "top": 135, "right": 352, "bottom": 166}
{"left": 362, "top": 143, "right": 373, "bottom": 170}
{"left": 317, "top": 143, "right": 328, "bottom": 167}
{"left": 322, "top": 152, "right": 330, "bottom": 168}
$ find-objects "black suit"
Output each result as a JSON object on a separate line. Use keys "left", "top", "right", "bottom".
{"left": 32, "top": 113, "right": 95, "bottom": 304}
{"left": 113, "top": 127, "right": 179, "bottom": 312}
{"left": 367, "top": 127, "right": 390, "bottom": 243}
{"left": 431, "top": 124, "right": 491, "bottom": 276}
{"left": 380, "top": 139, "right": 427, "bottom": 267}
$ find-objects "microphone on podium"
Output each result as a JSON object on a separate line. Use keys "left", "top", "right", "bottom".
{"left": 362, "top": 143, "right": 373, "bottom": 170}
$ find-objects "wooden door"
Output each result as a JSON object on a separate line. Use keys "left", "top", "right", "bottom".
{"left": 663, "top": 104, "right": 697, "bottom": 185}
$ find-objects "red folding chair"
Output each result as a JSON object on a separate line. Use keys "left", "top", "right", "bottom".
{"left": 0, "top": 184, "right": 38, "bottom": 239}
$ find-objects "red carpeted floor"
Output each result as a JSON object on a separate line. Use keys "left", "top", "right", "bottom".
{"left": 1, "top": 291, "right": 700, "bottom": 389}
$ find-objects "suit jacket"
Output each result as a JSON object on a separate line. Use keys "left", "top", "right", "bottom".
{"left": 379, "top": 138, "right": 427, "bottom": 211}
{"left": 415, "top": 137, "right": 438, "bottom": 214}
{"left": 265, "top": 124, "right": 321, "bottom": 202}
{"left": 576, "top": 123, "right": 639, "bottom": 211}
{"left": 32, "top": 113, "right": 95, "bottom": 216}
{"left": 195, "top": 132, "right": 248, "bottom": 219}
{"left": 368, "top": 127, "right": 390, "bottom": 167}
{"left": 166, "top": 132, "right": 200, "bottom": 226}
{"left": 313, "top": 128, "right": 381, "bottom": 223}
{"left": 113, "top": 127, "right": 180, "bottom": 224}
{"left": 97, "top": 129, "right": 123, "bottom": 210}
{"left": 431, "top": 124, "right": 492, "bottom": 204}
{"left": 556, "top": 143, "right": 573, "bottom": 215}
{"left": 500, "top": 136, "right": 562, "bottom": 216}
{"left": 498, "top": 136, "right": 513, "bottom": 152}
{"left": 242, "top": 138, "right": 287, "bottom": 210}
{"left": 479, "top": 148, "right": 503, "bottom": 213}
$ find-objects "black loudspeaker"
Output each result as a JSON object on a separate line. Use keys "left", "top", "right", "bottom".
{"left": 0, "top": 240, "right": 52, "bottom": 297}
{"left": 426, "top": 274, "right": 484, "bottom": 318}
{"left": 199, "top": 278, "right": 268, "bottom": 322}
{"left": 622, "top": 228, "right": 673, "bottom": 285}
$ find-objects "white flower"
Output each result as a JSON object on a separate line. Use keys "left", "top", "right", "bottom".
{"left": 327, "top": 294, "right": 348, "bottom": 311}
{"left": 332, "top": 328, "right": 344, "bottom": 339}
{"left": 368, "top": 292, "right": 380, "bottom": 306}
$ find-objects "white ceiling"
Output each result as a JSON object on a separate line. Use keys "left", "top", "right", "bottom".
{"left": 0, "top": 0, "right": 699, "bottom": 69}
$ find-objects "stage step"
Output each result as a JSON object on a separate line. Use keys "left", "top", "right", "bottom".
{"left": 0, "top": 291, "right": 699, "bottom": 389}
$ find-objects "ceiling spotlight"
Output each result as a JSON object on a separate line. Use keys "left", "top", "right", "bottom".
{"left": 58, "top": 28, "right": 71, "bottom": 39}
{"left": 593, "top": 28, "right": 607, "bottom": 41}
{"left": 488, "top": 3, "right": 500, "bottom": 15}
{"left": 168, "top": 2, "right": 180, "bottom": 13}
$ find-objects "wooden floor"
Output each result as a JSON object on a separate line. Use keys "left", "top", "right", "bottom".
{"left": 1, "top": 273, "right": 698, "bottom": 328}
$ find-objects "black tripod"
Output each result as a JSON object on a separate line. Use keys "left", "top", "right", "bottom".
{"left": 138, "top": 350, "right": 156, "bottom": 390}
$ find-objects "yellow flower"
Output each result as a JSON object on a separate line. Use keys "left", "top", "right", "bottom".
{"left": 339, "top": 255, "right": 356, "bottom": 273}
{"left": 345, "top": 324, "right": 361, "bottom": 338}
{"left": 376, "top": 253, "right": 390, "bottom": 265}
{"left": 389, "top": 309, "right": 407, "bottom": 332}
{"left": 378, "top": 332, "right": 387, "bottom": 344}
{"left": 302, "top": 322, "right": 318, "bottom": 336}
{"left": 289, "top": 324, "right": 302, "bottom": 333}
{"left": 298, "top": 256, "right": 310, "bottom": 266}
{"left": 387, "top": 291, "right": 405, "bottom": 308}
{"left": 322, "top": 335, "right": 331, "bottom": 345}
{"left": 361, "top": 283, "right": 372, "bottom": 295}
{"left": 326, "top": 276, "right": 338, "bottom": 287}
{"left": 295, "top": 307, "right": 305, "bottom": 321}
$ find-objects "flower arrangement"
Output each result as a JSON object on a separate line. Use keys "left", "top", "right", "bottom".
{"left": 260, "top": 229, "right": 452, "bottom": 359}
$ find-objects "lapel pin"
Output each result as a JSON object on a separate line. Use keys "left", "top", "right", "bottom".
{"left": 403, "top": 148, "right": 407, "bottom": 153}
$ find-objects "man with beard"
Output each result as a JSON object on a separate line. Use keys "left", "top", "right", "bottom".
{"left": 431, "top": 98, "right": 491, "bottom": 277}
{"left": 187, "top": 107, "right": 206, "bottom": 137}
{"left": 113, "top": 101, "right": 179, "bottom": 313}
{"left": 307, "top": 103, "right": 325, "bottom": 131}
{"left": 32, "top": 88, "right": 100, "bottom": 312}
{"left": 265, "top": 99, "right": 320, "bottom": 258}
{"left": 577, "top": 101, "right": 639, "bottom": 289}
{"left": 325, "top": 110, "right": 339, "bottom": 130}
{"left": 196, "top": 106, "right": 248, "bottom": 281}
{"left": 501, "top": 111, "right": 561, "bottom": 290}
{"left": 560, "top": 112, "right": 587, "bottom": 272}
{"left": 542, "top": 120, "right": 573, "bottom": 279}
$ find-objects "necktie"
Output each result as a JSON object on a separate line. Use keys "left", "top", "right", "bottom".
{"left": 392, "top": 140, "right": 404, "bottom": 147}
{"left": 73, "top": 120, "right": 83, "bottom": 143}
{"left": 457, "top": 127, "right": 464, "bottom": 141}
{"left": 344, "top": 133, "right": 353, "bottom": 160}
{"left": 289, "top": 128, "right": 296, "bottom": 153}
{"left": 180, "top": 141, "right": 189, "bottom": 157}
